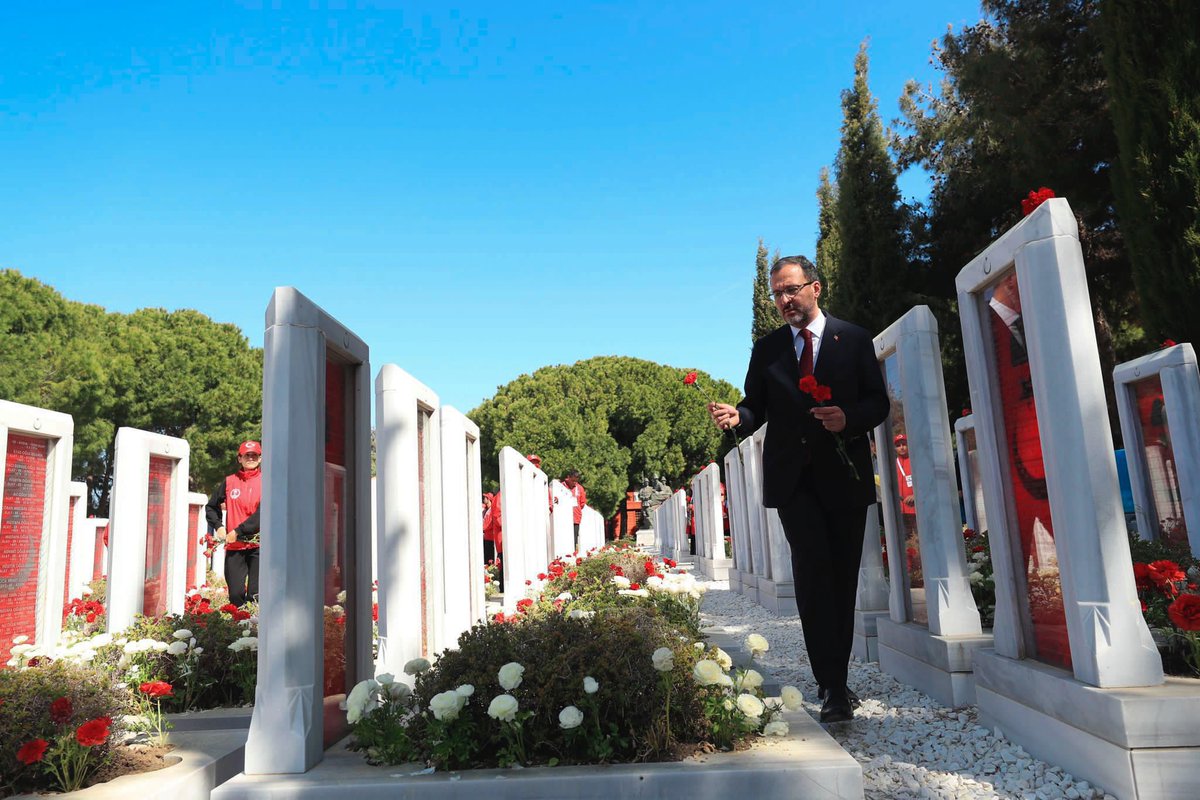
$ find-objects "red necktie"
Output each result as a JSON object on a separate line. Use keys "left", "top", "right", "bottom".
{"left": 798, "top": 328, "right": 813, "bottom": 379}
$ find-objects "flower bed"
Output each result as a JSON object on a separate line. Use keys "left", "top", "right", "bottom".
{"left": 346, "top": 547, "right": 804, "bottom": 771}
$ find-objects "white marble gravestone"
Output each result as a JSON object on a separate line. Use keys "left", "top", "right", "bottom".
{"left": 872, "top": 306, "right": 988, "bottom": 707}
{"left": 1113, "top": 343, "right": 1200, "bottom": 557}
{"left": 692, "top": 463, "right": 730, "bottom": 580}
{"left": 852, "top": 503, "right": 889, "bottom": 662}
{"left": 746, "top": 426, "right": 796, "bottom": 613}
{"left": 651, "top": 503, "right": 672, "bottom": 562}
{"left": 667, "top": 489, "right": 688, "bottom": 564}
{"left": 243, "top": 287, "right": 373, "bottom": 776}
{"left": 64, "top": 481, "right": 89, "bottom": 603}
{"left": 106, "top": 427, "right": 190, "bottom": 631}
{"left": 185, "top": 492, "right": 208, "bottom": 591}
{"left": 579, "top": 505, "right": 605, "bottom": 552}
{"left": 957, "top": 198, "right": 1194, "bottom": 799}
{"left": 0, "top": 400, "right": 73, "bottom": 661}
{"left": 549, "top": 480, "right": 577, "bottom": 559}
{"left": 374, "top": 364, "right": 442, "bottom": 675}
{"left": 953, "top": 414, "right": 988, "bottom": 536}
{"left": 498, "top": 448, "right": 549, "bottom": 612}
{"left": 723, "top": 446, "right": 751, "bottom": 595}
{"left": 438, "top": 406, "right": 486, "bottom": 648}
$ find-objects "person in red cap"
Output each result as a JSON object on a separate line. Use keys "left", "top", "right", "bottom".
{"left": 206, "top": 440, "right": 263, "bottom": 606}
{"left": 893, "top": 434, "right": 917, "bottom": 542}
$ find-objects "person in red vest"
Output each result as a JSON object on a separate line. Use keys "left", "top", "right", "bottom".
{"left": 206, "top": 440, "right": 262, "bottom": 606}
{"left": 562, "top": 469, "right": 588, "bottom": 548}
{"left": 483, "top": 490, "right": 503, "bottom": 591}
{"left": 894, "top": 434, "right": 917, "bottom": 543}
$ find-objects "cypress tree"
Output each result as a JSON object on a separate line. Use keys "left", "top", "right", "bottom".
{"left": 1101, "top": 0, "right": 1200, "bottom": 345}
{"left": 751, "top": 238, "right": 783, "bottom": 342}
{"left": 815, "top": 166, "right": 843, "bottom": 316}
{"left": 834, "top": 42, "right": 913, "bottom": 336}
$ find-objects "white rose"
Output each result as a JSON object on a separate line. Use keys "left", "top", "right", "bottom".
{"left": 558, "top": 705, "right": 584, "bottom": 730}
{"left": 567, "top": 609, "right": 587, "bottom": 620}
{"left": 723, "top": 698, "right": 734, "bottom": 711}
{"left": 166, "top": 640, "right": 189, "bottom": 656}
{"left": 455, "top": 683, "right": 475, "bottom": 698}
{"left": 739, "top": 669, "right": 764, "bottom": 690}
{"left": 152, "top": 641, "right": 170, "bottom": 652}
{"left": 780, "top": 686, "right": 804, "bottom": 710}
{"left": 403, "top": 657, "right": 431, "bottom": 675}
{"left": 583, "top": 676, "right": 599, "bottom": 694}
{"left": 692, "top": 659, "right": 725, "bottom": 686}
{"left": 618, "top": 588, "right": 650, "bottom": 598}
{"left": 89, "top": 633, "right": 113, "bottom": 648}
{"left": 763, "top": 720, "right": 789, "bottom": 737}
{"left": 744, "top": 634, "right": 769, "bottom": 656}
{"left": 611, "top": 576, "right": 631, "bottom": 589}
{"left": 386, "top": 682, "right": 412, "bottom": 701}
{"left": 693, "top": 641, "right": 706, "bottom": 651}
{"left": 646, "top": 575, "right": 664, "bottom": 589}
{"left": 193, "top": 646, "right": 204, "bottom": 655}
{"left": 11, "top": 635, "right": 28, "bottom": 645}
{"left": 736, "top": 693, "right": 765, "bottom": 719}
{"left": 969, "top": 571, "right": 984, "bottom": 584}
{"left": 713, "top": 648, "right": 733, "bottom": 671}
{"left": 429, "top": 690, "right": 465, "bottom": 721}
{"left": 345, "top": 679, "right": 379, "bottom": 724}
{"left": 651, "top": 647, "right": 675, "bottom": 672}
{"left": 173, "top": 629, "right": 193, "bottom": 640}
{"left": 487, "top": 694, "right": 519, "bottom": 722}
{"left": 336, "top": 590, "right": 347, "bottom": 604}
{"left": 375, "top": 672, "right": 395, "bottom": 686}
{"left": 498, "top": 662, "right": 525, "bottom": 690}
{"left": 556, "top": 592, "right": 574, "bottom": 601}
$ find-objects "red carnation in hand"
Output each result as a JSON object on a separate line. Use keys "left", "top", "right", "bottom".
{"left": 1167, "top": 594, "right": 1200, "bottom": 632}
{"left": 139, "top": 680, "right": 174, "bottom": 698}
{"left": 49, "top": 696, "right": 73, "bottom": 725}
{"left": 17, "top": 738, "right": 49, "bottom": 765}
{"left": 683, "top": 371, "right": 698, "bottom": 385}
{"left": 75, "top": 716, "right": 112, "bottom": 747}
{"left": 1021, "top": 187, "right": 1056, "bottom": 216}
{"left": 798, "top": 375, "right": 819, "bottom": 394}
{"left": 811, "top": 384, "right": 832, "bottom": 403}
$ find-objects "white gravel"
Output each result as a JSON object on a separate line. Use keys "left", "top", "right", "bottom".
{"left": 698, "top": 579, "right": 1118, "bottom": 800}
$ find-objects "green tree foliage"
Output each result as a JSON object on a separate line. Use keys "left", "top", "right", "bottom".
{"left": 895, "top": 0, "right": 1140, "bottom": 417}
{"left": 470, "top": 356, "right": 740, "bottom": 518}
{"left": 834, "top": 42, "right": 917, "bottom": 337}
{"left": 751, "top": 239, "right": 783, "bottom": 342}
{"left": 815, "top": 166, "right": 843, "bottom": 316}
{"left": 1101, "top": 0, "right": 1200, "bottom": 346}
{"left": 0, "top": 270, "right": 262, "bottom": 514}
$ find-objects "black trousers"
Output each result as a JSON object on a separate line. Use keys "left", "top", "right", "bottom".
{"left": 225, "top": 548, "right": 260, "bottom": 607}
{"left": 776, "top": 489, "right": 868, "bottom": 693}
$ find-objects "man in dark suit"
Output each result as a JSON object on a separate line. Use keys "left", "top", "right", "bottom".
{"left": 709, "top": 255, "right": 888, "bottom": 722}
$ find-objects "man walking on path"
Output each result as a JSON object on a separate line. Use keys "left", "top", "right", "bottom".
{"left": 707, "top": 255, "right": 888, "bottom": 723}
{"left": 206, "top": 440, "right": 263, "bottom": 607}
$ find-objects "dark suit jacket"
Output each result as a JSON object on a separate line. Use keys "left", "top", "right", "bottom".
{"left": 736, "top": 316, "right": 889, "bottom": 509}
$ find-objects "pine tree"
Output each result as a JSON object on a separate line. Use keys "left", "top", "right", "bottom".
{"left": 815, "top": 166, "right": 843, "bottom": 316}
{"left": 751, "top": 238, "right": 783, "bottom": 342}
{"left": 834, "top": 42, "right": 913, "bottom": 337}
{"left": 1101, "top": 0, "right": 1200, "bottom": 346}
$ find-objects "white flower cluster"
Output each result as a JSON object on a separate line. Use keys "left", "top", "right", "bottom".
{"left": 429, "top": 684, "right": 474, "bottom": 721}
{"left": 652, "top": 572, "right": 706, "bottom": 599}
{"left": 227, "top": 636, "right": 258, "bottom": 653}
{"left": 345, "top": 672, "right": 415, "bottom": 724}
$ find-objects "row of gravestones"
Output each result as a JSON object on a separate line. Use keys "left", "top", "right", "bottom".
{"left": 718, "top": 198, "right": 1199, "bottom": 800}
{"left": 0, "top": 406, "right": 219, "bottom": 665}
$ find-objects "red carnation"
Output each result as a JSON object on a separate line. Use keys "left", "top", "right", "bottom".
{"left": 798, "top": 375, "right": 819, "bottom": 394}
{"left": 630, "top": 583, "right": 641, "bottom": 591}
{"left": 49, "top": 696, "right": 73, "bottom": 724}
{"left": 492, "top": 612, "right": 507, "bottom": 624}
{"left": 139, "top": 680, "right": 174, "bottom": 698}
{"left": 811, "top": 384, "right": 832, "bottom": 403}
{"left": 75, "top": 716, "right": 111, "bottom": 747}
{"left": 1162, "top": 339, "right": 1177, "bottom": 349}
{"left": 516, "top": 598, "right": 534, "bottom": 613}
{"left": 567, "top": 570, "right": 578, "bottom": 580}
{"left": 1020, "top": 187, "right": 1056, "bottom": 216}
{"left": 16, "top": 739, "right": 49, "bottom": 765}
{"left": 683, "top": 371, "right": 698, "bottom": 385}
{"left": 1167, "top": 594, "right": 1200, "bottom": 632}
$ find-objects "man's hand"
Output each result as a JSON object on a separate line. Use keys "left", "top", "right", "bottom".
{"left": 708, "top": 402, "right": 740, "bottom": 432}
{"left": 226, "top": 529, "right": 238, "bottom": 544}
{"left": 811, "top": 405, "right": 847, "bottom": 433}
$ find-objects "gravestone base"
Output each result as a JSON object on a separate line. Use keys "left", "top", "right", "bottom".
{"left": 974, "top": 649, "right": 1200, "bottom": 800}
{"left": 726, "top": 567, "right": 746, "bottom": 595}
{"left": 698, "top": 556, "right": 732, "bottom": 581}
{"left": 851, "top": 610, "right": 889, "bottom": 663}
{"left": 635, "top": 529, "right": 657, "bottom": 548}
{"left": 754, "top": 576, "right": 795, "bottom": 614}
{"left": 739, "top": 572, "right": 760, "bottom": 604}
{"left": 876, "top": 619, "right": 993, "bottom": 708}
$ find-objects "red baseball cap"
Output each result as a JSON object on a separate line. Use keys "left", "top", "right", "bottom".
{"left": 894, "top": 434, "right": 907, "bottom": 444}
{"left": 239, "top": 441, "right": 262, "bottom": 456}
{"left": 526, "top": 453, "right": 542, "bottom": 465}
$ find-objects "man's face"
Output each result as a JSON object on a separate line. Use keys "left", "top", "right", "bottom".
{"left": 238, "top": 452, "right": 262, "bottom": 470}
{"left": 771, "top": 264, "right": 821, "bottom": 328}
{"left": 896, "top": 441, "right": 908, "bottom": 457}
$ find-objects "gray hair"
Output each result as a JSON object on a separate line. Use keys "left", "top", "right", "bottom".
{"left": 769, "top": 255, "right": 819, "bottom": 283}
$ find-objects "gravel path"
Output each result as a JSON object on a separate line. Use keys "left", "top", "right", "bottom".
{"left": 699, "top": 580, "right": 1117, "bottom": 800}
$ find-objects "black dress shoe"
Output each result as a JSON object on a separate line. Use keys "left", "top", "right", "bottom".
{"left": 817, "top": 686, "right": 861, "bottom": 708}
{"left": 819, "top": 688, "right": 854, "bottom": 723}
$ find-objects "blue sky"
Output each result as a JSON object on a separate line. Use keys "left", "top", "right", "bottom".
{"left": 2, "top": 1, "right": 980, "bottom": 413}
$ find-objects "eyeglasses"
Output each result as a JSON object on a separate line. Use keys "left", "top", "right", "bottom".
{"left": 771, "top": 281, "right": 816, "bottom": 301}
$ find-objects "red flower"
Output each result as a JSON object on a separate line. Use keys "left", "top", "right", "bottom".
{"left": 17, "top": 739, "right": 49, "bottom": 765}
{"left": 220, "top": 603, "right": 238, "bottom": 613}
{"left": 1132, "top": 562, "right": 1153, "bottom": 591}
{"left": 962, "top": 528, "right": 976, "bottom": 540}
{"left": 552, "top": 599, "right": 565, "bottom": 611}
{"left": 1167, "top": 593, "right": 1200, "bottom": 632}
{"left": 1020, "top": 187, "right": 1056, "bottom": 216}
{"left": 139, "top": 681, "right": 174, "bottom": 698}
{"left": 524, "top": 579, "right": 532, "bottom": 586}
{"left": 811, "top": 384, "right": 832, "bottom": 403}
{"left": 683, "top": 371, "right": 698, "bottom": 385}
{"left": 961, "top": 408, "right": 971, "bottom": 417}
{"left": 664, "top": 558, "right": 677, "bottom": 568}
{"left": 516, "top": 598, "right": 534, "bottom": 613}
{"left": 567, "top": 570, "right": 578, "bottom": 580}
{"left": 49, "top": 696, "right": 73, "bottom": 724}
{"left": 630, "top": 583, "right": 641, "bottom": 591}
{"left": 1147, "top": 560, "right": 1186, "bottom": 595}
{"left": 372, "top": 603, "right": 379, "bottom": 622}
{"left": 492, "top": 612, "right": 507, "bottom": 624}
{"left": 537, "top": 573, "right": 548, "bottom": 581}
{"left": 798, "top": 375, "right": 819, "bottom": 395}
{"left": 1162, "top": 339, "right": 1177, "bottom": 348}
{"left": 972, "top": 545, "right": 986, "bottom": 553}
{"left": 644, "top": 560, "right": 656, "bottom": 573}
{"left": 75, "top": 717, "right": 111, "bottom": 747}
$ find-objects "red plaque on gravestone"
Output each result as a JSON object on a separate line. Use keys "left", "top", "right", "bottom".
{"left": 64, "top": 494, "right": 78, "bottom": 605}
{"left": 984, "top": 273, "right": 1071, "bottom": 669}
{"left": 0, "top": 433, "right": 49, "bottom": 664}
{"left": 186, "top": 504, "right": 200, "bottom": 589}
{"left": 92, "top": 524, "right": 106, "bottom": 581}
{"left": 143, "top": 456, "right": 174, "bottom": 617}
